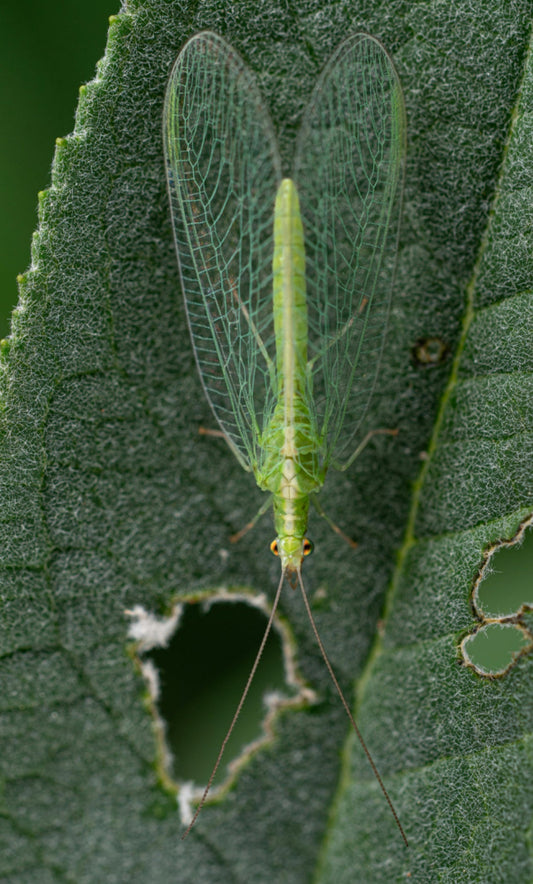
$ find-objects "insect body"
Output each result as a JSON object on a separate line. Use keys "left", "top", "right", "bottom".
{"left": 164, "top": 30, "right": 406, "bottom": 842}
{"left": 261, "top": 179, "right": 318, "bottom": 571}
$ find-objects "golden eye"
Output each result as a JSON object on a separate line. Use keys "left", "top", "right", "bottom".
{"left": 270, "top": 539, "right": 279, "bottom": 556}
{"left": 303, "top": 538, "right": 314, "bottom": 556}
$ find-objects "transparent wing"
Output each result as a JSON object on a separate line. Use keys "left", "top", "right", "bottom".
{"left": 163, "top": 32, "right": 282, "bottom": 471}
{"left": 293, "top": 34, "right": 406, "bottom": 469}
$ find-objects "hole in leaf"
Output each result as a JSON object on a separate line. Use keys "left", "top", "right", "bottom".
{"left": 476, "top": 528, "right": 533, "bottom": 617}
{"left": 461, "top": 521, "right": 533, "bottom": 676}
{"left": 144, "top": 598, "right": 289, "bottom": 787}
{"left": 462, "top": 623, "right": 530, "bottom": 675}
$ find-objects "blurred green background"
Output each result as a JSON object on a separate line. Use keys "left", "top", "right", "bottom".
{"left": 0, "top": 1, "right": 530, "bottom": 782}
{"left": 0, "top": 1, "right": 118, "bottom": 339}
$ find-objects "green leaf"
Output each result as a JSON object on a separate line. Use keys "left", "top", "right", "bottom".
{"left": 1, "top": 2, "right": 532, "bottom": 881}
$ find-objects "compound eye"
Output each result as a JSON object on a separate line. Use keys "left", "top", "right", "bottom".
{"left": 303, "top": 538, "right": 314, "bottom": 556}
{"left": 270, "top": 539, "right": 279, "bottom": 556}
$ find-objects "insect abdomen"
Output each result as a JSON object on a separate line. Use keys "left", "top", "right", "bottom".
{"left": 272, "top": 179, "right": 308, "bottom": 404}
{"left": 258, "top": 179, "right": 323, "bottom": 508}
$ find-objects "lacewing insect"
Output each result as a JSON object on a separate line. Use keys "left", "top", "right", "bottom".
{"left": 163, "top": 30, "right": 407, "bottom": 843}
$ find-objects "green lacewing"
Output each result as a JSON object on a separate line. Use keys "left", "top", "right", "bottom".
{"left": 164, "top": 31, "right": 407, "bottom": 843}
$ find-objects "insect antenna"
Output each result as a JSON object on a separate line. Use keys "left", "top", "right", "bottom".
{"left": 297, "top": 569, "right": 408, "bottom": 847}
{"left": 181, "top": 569, "right": 286, "bottom": 839}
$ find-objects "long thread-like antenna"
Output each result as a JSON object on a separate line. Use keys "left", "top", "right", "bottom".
{"left": 297, "top": 569, "right": 408, "bottom": 847}
{"left": 181, "top": 570, "right": 286, "bottom": 839}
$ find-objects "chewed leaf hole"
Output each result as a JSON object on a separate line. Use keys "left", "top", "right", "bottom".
{"left": 476, "top": 527, "right": 533, "bottom": 618}
{"left": 148, "top": 599, "right": 286, "bottom": 786}
{"left": 127, "top": 592, "right": 309, "bottom": 803}
{"left": 462, "top": 623, "right": 530, "bottom": 675}
{"left": 461, "top": 520, "right": 533, "bottom": 676}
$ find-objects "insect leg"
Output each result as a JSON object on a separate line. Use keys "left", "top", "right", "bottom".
{"left": 334, "top": 427, "right": 398, "bottom": 472}
{"left": 307, "top": 297, "right": 369, "bottom": 373}
{"left": 312, "top": 496, "right": 358, "bottom": 548}
{"left": 198, "top": 426, "right": 227, "bottom": 438}
{"left": 230, "top": 495, "right": 272, "bottom": 543}
{"left": 228, "top": 276, "right": 275, "bottom": 382}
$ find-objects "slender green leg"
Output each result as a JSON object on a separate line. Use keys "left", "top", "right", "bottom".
{"left": 334, "top": 427, "right": 399, "bottom": 471}
{"left": 228, "top": 278, "right": 274, "bottom": 378}
{"left": 318, "top": 427, "right": 399, "bottom": 546}
{"left": 312, "top": 496, "right": 358, "bottom": 548}
{"left": 307, "top": 296, "right": 368, "bottom": 373}
{"left": 230, "top": 496, "right": 272, "bottom": 543}
{"left": 198, "top": 425, "right": 271, "bottom": 541}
